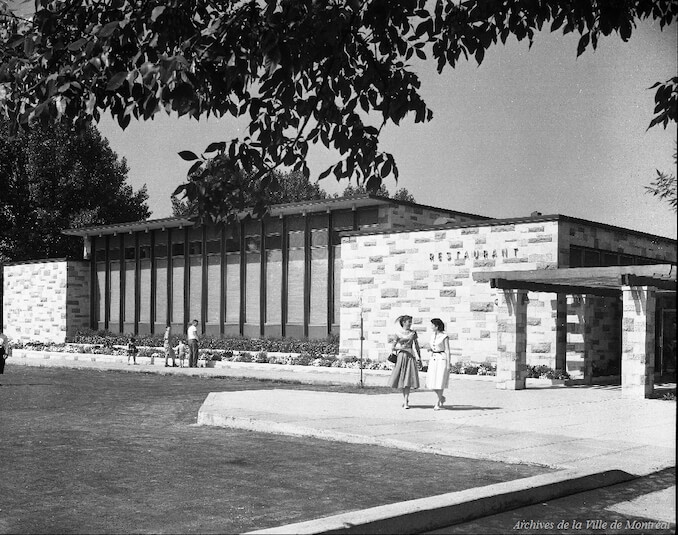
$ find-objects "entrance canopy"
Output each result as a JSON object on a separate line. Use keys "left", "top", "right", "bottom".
{"left": 486, "top": 264, "right": 675, "bottom": 398}
{"left": 488, "top": 264, "right": 676, "bottom": 297}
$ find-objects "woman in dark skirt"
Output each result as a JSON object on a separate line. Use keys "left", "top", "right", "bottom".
{"left": 387, "top": 315, "right": 423, "bottom": 409}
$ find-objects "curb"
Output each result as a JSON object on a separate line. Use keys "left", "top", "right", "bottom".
{"left": 245, "top": 469, "right": 638, "bottom": 534}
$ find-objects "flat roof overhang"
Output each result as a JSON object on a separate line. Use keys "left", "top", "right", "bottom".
{"left": 62, "top": 216, "right": 195, "bottom": 238}
{"left": 61, "top": 195, "right": 397, "bottom": 238}
{"left": 484, "top": 264, "right": 677, "bottom": 297}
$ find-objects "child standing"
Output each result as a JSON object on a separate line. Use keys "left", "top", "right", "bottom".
{"left": 175, "top": 339, "right": 187, "bottom": 368}
{"left": 127, "top": 337, "right": 139, "bottom": 365}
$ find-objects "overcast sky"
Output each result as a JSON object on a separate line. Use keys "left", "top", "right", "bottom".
{"left": 97, "top": 18, "right": 677, "bottom": 239}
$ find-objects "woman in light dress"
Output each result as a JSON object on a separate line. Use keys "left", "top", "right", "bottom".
{"left": 387, "top": 315, "right": 423, "bottom": 409}
{"left": 426, "top": 318, "right": 450, "bottom": 410}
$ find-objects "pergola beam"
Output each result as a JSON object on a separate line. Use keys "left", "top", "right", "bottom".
{"left": 621, "top": 274, "right": 676, "bottom": 291}
{"left": 486, "top": 264, "right": 675, "bottom": 285}
{"left": 490, "top": 278, "right": 622, "bottom": 298}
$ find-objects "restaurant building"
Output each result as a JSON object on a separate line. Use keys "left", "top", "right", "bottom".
{"left": 3, "top": 194, "right": 676, "bottom": 397}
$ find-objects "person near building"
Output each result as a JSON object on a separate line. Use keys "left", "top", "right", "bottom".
{"left": 0, "top": 331, "right": 9, "bottom": 383}
{"left": 426, "top": 318, "right": 451, "bottom": 410}
{"left": 163, "top": 325, "right": 177, "bottom": 367}
{"left": 386, "top": 315, "right": 423, "bottom": 409}
{"left": 175, "top": 339, "right": 187, "bottom": 368}
{"left": 127, "top": 337, "right": 139, "bottom": 365}
{"left": 187, "top": 320, "right": 199, "bottom": 368}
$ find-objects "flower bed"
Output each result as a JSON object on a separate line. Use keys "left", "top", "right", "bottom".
{"left": 449, "top": 361, "right": 497, "bottom": 376}
{"left": 14, "top": 332, "right": 503, "bottom": 376}
{"left": 525, "top": 364, "right": 570, "bottom": 380}
{"left": 12, "top": 341, "right": 503, "bottom": 376}
{"left": 67, "top": 329, "right": 340, "bottom": 357}
{"left": 12, "top": 342, "right": 395, "bottom": 370}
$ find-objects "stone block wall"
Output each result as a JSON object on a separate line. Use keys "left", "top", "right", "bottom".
{"left": 67, "top": 261, "right": 92, "bottom": 336}
{"left": 383, "top": 204, "right": 487, "bottom": 230}
{"left": 565, "top": 295, "right": 621, "bottom": 379}
{"left": 339, "top": 220, "right": 560, "bottom": 364}
{"left": 621, "top": 286, "right": 656, "bottom": 398}
{"left": 2, "top": 259, "right": 91, "bottom": 344}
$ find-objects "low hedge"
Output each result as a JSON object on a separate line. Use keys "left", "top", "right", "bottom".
{"left": 67, "top": 329, "right": 339, "bottom": 357}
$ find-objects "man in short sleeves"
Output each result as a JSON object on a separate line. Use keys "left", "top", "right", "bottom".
{"left": 187, "top": 320, "right": 199, "bottom": 368}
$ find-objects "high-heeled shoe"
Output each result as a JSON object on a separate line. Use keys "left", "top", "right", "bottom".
{"left": 403, "top": 402, "right": 410, "bottom": 409}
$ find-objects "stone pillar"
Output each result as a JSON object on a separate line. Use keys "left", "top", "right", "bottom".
{"left": 496, "top": 288, "right": 528, "bottom": 390}
{"left": 555, "top": 294, "right": 568, "bottom": 372}
{"left": 621, "top": 285, "right": 656, "bottom": 399}
{"left": 582, "top": 295, "right": 595, "bottom": 385}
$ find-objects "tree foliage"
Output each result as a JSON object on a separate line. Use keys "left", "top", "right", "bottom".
{"left": 391, "top": 187, "right": 417, "bottom": 202}
{"left": 0, "top": 119, "right": 150, "bottom": 261}
{"left": 1, "top": 0, "right": 676, "bottom": 221}
{"left": 341, "top": 183, "right": 416, "bottom": 202}
{"left": 645, "top": 146, "right": 677, "bottom": 212}
{"left": 172, "top": 168, "right": 328, "bottom": 217}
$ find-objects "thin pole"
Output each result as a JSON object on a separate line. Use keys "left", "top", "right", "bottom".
{"left": 359, "top": 308, "right": 364, "bottom": 388}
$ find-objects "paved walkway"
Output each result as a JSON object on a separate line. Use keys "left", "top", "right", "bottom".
{"left": 197, "top": 383, "right": 675, "bottom": 534}
{"left": 197, "top": 382, "right": 675, "bottom": 474}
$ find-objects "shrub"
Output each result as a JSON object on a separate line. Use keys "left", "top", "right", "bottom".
{"left": 477, "top": 362, "right": 496, "bottom": 376}
{"left": 526, "top": 364, "right": 570, "bottom": 380}
{"left": 312, "top": 356, "right": 337, "bottom": 367}
{"left": 281, "top": 353, "right": 315, "bottom": 366}
{"left": 526, "top": 364, "right": 551, "bottom": 378}
{"left": 253, "top": 351, "right": 268, "bottom": 364}
{"left": 233, "top": 352, "right": 253, "bottom": 363}
{"left": 462, "top": 364, "right": 479, "bottom": 375}
{"left": 201, "top": 350, "right": 223, "bottom": 362}
{"left": 450, "top": 361, "right": 463, "bottom": 374}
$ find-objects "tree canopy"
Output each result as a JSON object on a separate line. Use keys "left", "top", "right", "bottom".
{"left": 172, "top": 168, "right": 328, "bottom": 217}
{"left": 645, "top": 146, "right": 677, "bottom": 212}
{"left": 1, "top": 0, "right": 676, "bottom": 221}
{"left": 341, "top": 183, "right": 416, "bottom": 202}
{"left": 0, "top": 119, "right": 150, "bottom": 261}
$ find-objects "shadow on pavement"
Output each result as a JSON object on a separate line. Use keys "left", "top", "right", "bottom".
{"left": 405, "top": 404, "right": 501, "bottom": 411}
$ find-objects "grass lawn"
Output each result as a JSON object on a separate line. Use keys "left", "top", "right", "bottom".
{"left": 0, "top": 365, "right": 552, "bottom": 534}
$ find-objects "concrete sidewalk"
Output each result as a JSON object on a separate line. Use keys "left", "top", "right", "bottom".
{"left": 197, "top": 382, "right": 675, "bottom": 474}
{"left": 196, "top": 383, "right": 675, "bottom": 534}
